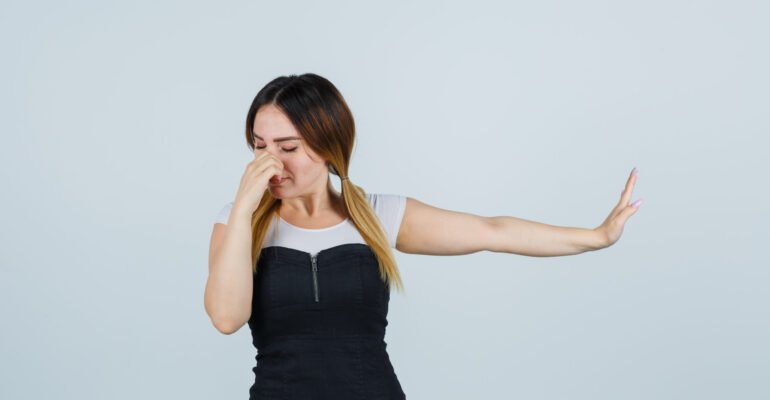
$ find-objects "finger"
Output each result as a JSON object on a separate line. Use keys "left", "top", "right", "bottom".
{"left": 258, "top": 157, "right": 283, "bottom": 178}
{"left": 247, "top": 152, "right": 265, "bottom": 172}
{"left": 609, "top": 209, "right": 634, "bottom": 237}
{"left": 255, "top": 161, "right": 276, "bottom": 179}
{"left": 266, "top": 154, "right": 283, "bottom": 169}
{"left": 273, "top": 154, "right": 285, "bottom": 168}
{"left": 619, "top": 167, "right": 638, "bottom": 206}
{"left": 620, "top": 199, "right": 642, "bottom": 221}
{"left": 251, "top": 150, "right": 262, "bottom": 166}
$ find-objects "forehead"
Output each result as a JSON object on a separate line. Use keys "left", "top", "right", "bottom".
{"left": 252, "top": 105, "right": 301, "bottom": 141}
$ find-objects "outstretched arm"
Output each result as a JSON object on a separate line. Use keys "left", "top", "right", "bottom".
{"left": 490, "top": 166, "right": 642, "bottom": 256}
{"left": 395, "top": 167, "right": 641, "bottom": 257}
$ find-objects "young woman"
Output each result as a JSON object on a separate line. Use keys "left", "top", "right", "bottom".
{"left": 205, "top": 73, "right": 641, "bottom": 399}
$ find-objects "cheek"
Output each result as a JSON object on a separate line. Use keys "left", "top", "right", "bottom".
{"left": 281, "top": 161, "right": 306, "bottom": 179}
{"left": 281, "top": 156, "right": 321, "bottom": 179}
{"left": 287, "top": 159, "right": 313, "bottom": 173}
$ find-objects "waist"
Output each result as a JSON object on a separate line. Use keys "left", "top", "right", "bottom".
{"left": 250, "top": 305, "right": 388, "bottom": 348}
{"left": 256, "top": 332, "right": 386, "bottom": 351}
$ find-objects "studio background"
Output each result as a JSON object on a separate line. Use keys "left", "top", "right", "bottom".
{"left": 1, "top": 0, "right": 767, "bottom": 399}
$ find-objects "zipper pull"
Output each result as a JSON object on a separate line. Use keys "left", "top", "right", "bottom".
{"left": 310, "top": 254, "right": 319, "bottom": 302}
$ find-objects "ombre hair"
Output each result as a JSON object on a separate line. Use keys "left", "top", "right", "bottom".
{"left": 244, "top": 73, "right": 404, "bottom": 292}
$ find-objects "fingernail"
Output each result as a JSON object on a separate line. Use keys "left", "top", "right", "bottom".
{"left": 631, "top": 199, "right": 642, "bottom": 208}
{"left": 631, "top": 167, "right": 638, "bottom": 176}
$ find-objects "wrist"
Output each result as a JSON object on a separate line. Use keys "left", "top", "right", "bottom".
{"left": 591, "top": 227, "right": 609, "bottom": 250}
{"left": 230, "top": 202, "right": 255, "bottom": 222}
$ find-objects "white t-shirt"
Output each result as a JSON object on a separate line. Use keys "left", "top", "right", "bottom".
{"left": 213, "top": 193, "right": 407, "bottom": 257}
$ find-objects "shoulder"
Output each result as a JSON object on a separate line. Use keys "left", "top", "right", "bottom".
{"left": 365, "top": 192, "right": 408, "bottom": 248}
{"left": 366, "top": 192, "right": 407, "bottom": 212}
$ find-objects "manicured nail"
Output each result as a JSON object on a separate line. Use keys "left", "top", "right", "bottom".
{"left": 631, "top": 199, "right": 642, "bottom": 208}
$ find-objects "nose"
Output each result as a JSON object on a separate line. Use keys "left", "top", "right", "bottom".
{"left": 260, "top": 146, "right": 287, "bottom": 168}
{"left": 255, "top": 145, "right": 281, "bottom": 158}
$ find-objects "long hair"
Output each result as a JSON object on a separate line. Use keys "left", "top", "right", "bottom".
{"left": 244, "top": 73, "right": 404, "bottom": 292}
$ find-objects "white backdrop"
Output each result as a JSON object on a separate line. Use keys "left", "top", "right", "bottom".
{"left": 1, "top": 0, "right": 768, "bottom": 399}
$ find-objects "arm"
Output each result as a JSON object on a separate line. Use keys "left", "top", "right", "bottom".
{"left": 395, "top": 168, "right": 641, "bottom": 257}
{"left": 487, "top": 216, "right": 606, "bottom": 257}
{"left": 395, "top": 197, "right": 494, "bottom": 256}
{"left": 205, "top": 204, "right": 254, "bottom": 334}
{"left": 395, "top": 197, "right": 605, "bottom": 257}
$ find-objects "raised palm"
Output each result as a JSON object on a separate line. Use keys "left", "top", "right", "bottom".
{"left": 596, "top": 168, "right": 642, "bottom": 247}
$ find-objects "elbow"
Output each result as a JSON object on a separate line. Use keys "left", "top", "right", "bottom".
{"left": 205, "top": 299, "right": 247, "bottom": 335}
{"left": 204, "top": 290, "right": 249, "bottom": 335}
{"left": 212, "top": 317, "right": 245, "bottom": 335}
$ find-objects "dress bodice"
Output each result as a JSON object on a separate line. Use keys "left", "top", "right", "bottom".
{"left": 248, "top": 243, "right": 406, "bottom": 400}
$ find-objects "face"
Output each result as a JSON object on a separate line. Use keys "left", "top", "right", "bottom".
{"left": 252, "top": 104, "right": 329, "bottom": 199}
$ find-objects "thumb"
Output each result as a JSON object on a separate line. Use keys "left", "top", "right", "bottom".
{"left": 620, "top": 199, "right": 642, "bottom": 222}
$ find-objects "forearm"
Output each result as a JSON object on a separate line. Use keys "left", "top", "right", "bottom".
{"left": 488, "top": 215, "right": 607, "bottom": 257}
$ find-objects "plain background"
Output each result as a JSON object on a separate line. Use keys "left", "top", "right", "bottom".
{"left": 1, "top": 0, "right": 768, "bottom": 399}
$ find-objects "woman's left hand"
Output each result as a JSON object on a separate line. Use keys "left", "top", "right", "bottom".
{"left": 595, "top": 167, "right": 642, "bottom": 248}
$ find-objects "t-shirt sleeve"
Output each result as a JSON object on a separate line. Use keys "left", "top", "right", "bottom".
{"left": 214, "top": 201, "right": 234, "bottom": 225}
{"left": 367, "top": 193, "right": 407, "bottom": 248}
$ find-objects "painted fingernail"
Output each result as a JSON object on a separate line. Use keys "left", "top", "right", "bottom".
{"left": 631, "top": 199, "right": 642, "bottom": 208}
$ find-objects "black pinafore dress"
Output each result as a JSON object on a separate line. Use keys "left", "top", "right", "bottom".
{"left": 248, "top": 242, "right": 406, "bottom": 399}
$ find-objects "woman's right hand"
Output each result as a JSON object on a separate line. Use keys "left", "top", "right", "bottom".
{"left": 232, "top": 150, "right": 284, "bottom": 216}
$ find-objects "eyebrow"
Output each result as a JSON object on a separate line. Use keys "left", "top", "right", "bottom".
{"left": 253, "top": 133, "right": 301, "bottom": 143}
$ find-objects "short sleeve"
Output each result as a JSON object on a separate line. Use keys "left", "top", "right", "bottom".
{"left": 214, "top": 202, "right": 234, "bottom": 225}
{"left": 366, "top": 193, "right": 407, "bottom": 248}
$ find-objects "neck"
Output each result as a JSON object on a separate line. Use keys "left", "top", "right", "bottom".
{"left": 279, "top": 182, "right": 345, "bottom": 218}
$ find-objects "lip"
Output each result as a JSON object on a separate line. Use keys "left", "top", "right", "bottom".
{"left": 270, "top": 177, "right": 290, "bottom": 185}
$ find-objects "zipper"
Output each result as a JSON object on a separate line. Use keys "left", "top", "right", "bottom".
{"left": 310, "top": 254, "right": 319, "bottom": 302}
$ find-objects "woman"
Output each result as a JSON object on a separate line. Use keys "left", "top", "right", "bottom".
{"left": 205, "top": 73, "right": 642, "bottom": 399}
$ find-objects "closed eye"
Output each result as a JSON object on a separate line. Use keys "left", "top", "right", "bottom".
{"left": 256, "top": 146, "right": 297, "bottom": 153}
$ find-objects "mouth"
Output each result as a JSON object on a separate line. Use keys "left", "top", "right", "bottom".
{"left": 270, "top": 176, "right": 290, "bottom": 185}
